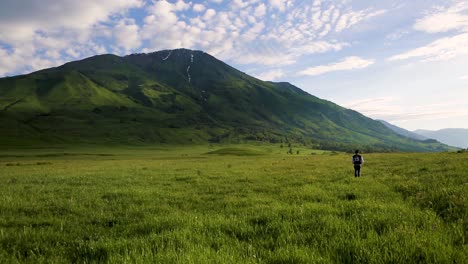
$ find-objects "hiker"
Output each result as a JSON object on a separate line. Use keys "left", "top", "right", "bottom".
{"left": 352, "top": 150, "right": 364, "bottom": 177}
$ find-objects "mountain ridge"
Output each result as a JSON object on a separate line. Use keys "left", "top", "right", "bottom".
{"left": 378, "top": 120, "right": 428, "bottom": 141}
{"left": 0, "top": 48, "right": 452, "bottom": 151}
{"left": 414, "top": 128, "right": 468, "bottom": 149}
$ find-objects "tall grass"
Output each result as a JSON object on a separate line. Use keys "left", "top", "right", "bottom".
{"left": 0, "top": 146, "right": 466, "bottom": 263}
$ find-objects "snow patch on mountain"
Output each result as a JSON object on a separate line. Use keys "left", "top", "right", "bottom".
{"left": 186, "top": 53, "right": 194, "bottom": 83}
{"left": 186, "top": 65, "right": 191, "bottom": 83}
{"left": 162, "top": 50, "right": 173, "bottom": 61}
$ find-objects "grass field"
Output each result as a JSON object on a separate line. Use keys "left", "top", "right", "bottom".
{"left": 0, "top": 145, "right": 466, "bottom": 263}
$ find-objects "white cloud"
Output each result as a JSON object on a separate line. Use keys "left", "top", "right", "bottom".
{"left": 203, "top": 9, "right": 217, "bottom": 20}
{"left": 335, "top": 9, "right": 386, "bottom": 33}
{"left": 291, "top": 41, "right": 347, "bottom": 54}
{"left": 232, "top": 0, "right": 249, "bottom": 9}
{"left": 389, "top": 2, "right": 468, "bottom": 63}
{"left": 386, "top": 110, "right": 468, "bottom": 122}
{"left": 343, "top": 97, "right": 402, "bottom": 119}
{"left": 414, "top": 2, "right": 468, "bottom": 33}
{"left": 223, "top": 40, "right": 347, "bottom": 67}
{"left": 114, "top": 18, "right": 141, "bottom": 52}
{"left": 0, "top": 0, "right": 142, "bottom": 76}
{"left": 388, "top": 33, "right": 468, "bottom": 61}
{"left": 254, "top": 3, "right": 267, "bottom": 17}
{"left": 254, "top": 69, "right": 285, "bottom": 81}
{"left": 173, "top": 0, "right": 191, "bottom": 11}
{"left": 0, "top": 0, "right": 143, "bottom": 43}
{"left": 229, "top": 51, "right": 296, "bottom": 66}
{"left": 224, "top": 2, "right": 380, "bottom": 66}
{"left": 343, "top": 97, "right": 468, "bottom": 123}
{"left": 298, "top": 56, "right": 375, "bottom": 76}
{"left": 141, "top": 1, "right": 192, "bottom": 50}
{"left": 0, "top": 45, "right": 64, "bottom": 76}
{"left": 0, "top": 0, "right": 387, "bottom": 76}
{"left": 344, "top": 97, "right": 396, "bottom": 110}
{"left": 269, "top": 0, "right": 286, "bottom": 12}
{"left": 66, "top": 48, "right": 81, "bottom": 58}
{"left": 193, "top": 4, "right": 206, "bottom": 12}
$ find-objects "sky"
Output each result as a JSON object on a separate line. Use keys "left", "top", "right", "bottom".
{"left": 0, "top": 0, "right": 467, "bottom": 131}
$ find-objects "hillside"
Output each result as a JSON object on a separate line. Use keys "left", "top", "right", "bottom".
{"left": 0, "top": 49, "right": 451, "bottom": 151}
{"left": 415, "top": 128, "right": 468, "bottom": 149}
{"left": 378, "top": 120, "right": 428, "bottom": 140}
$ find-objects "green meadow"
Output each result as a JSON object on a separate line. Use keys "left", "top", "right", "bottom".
{"left": 0, "top": 145, "right": 466, "bottom": 263}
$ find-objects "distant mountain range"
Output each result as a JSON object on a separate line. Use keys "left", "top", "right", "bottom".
{"left": 414, "top": 129, "right": 468, "bottom": 149}
{"left": 378, "top": 120, "right": 467, "bottom": 149}
{"left": 0, "top": 49, "right": 452, "bottom": 151}
{"left": 377, "top": 120, "right": 428, "bottom": 141}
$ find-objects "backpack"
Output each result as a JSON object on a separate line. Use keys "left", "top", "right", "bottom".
{"left": 353, "top": 155, "right": 362, "bottom": 165}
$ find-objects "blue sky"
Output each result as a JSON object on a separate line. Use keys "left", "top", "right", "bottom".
{"left": 0, "top": 0, "right": 467, "bottom": 130}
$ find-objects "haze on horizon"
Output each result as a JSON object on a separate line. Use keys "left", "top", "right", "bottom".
{"left": 0, "top": 0, "right": 467, "bottom": 131}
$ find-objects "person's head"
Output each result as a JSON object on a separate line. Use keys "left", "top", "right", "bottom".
{"left": 355, "top": 150, "right": 359, "bottom": 154}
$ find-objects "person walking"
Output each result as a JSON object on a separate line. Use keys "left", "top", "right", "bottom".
{"left": 352, "top": 150, "right": 364, "bottom": 177}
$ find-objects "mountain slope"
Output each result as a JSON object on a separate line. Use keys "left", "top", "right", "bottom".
{"left": 0, "top": 49, "right": 451, "bottom": 151}
{"left": 378, "top": 120, "right": 428, "bottom": 140}
{"left": 414, "top": 129, "right": 468, "bottom": 149}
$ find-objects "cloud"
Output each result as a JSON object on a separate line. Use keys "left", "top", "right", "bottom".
{"left": 389, "top": 2, "right": 468, "bottom": 63}
{"left": 343, "top": 97, "right": 405, "bottom": 120}
{"left": 344, "top": 97, "right": 396, "bottom": 109}
{"left": 298, "top": 56, "right": 375, "bottom": 76}
{"left": 254, "top": 3, "right": 267, "bottom": 17}
{"left": 114, "top": 18, "right": 141, "bottom": 52}
{"left": 388, "top": 33, "right": 468, "bottom": 61}
{"left": 0, "top": 45, "right": 64, "bottom": 76}
{"left": 203, "top": 9, "right": 217, "bottom": 20}
{"left": 140, "top": 0, "right": 384, "bottom": 67}
{"left": 254, "top": 69, "right": 285, "bottom": 81}
{"left": 335, "top": 9, "right": 386, "bottom": 33}
{"left": 227, "top": 51, "right": 296, "bottom": 66}
{"left": 0, "top": 0, "right": 143, "bottom": 43}
{"left": 0, "top": 0, "right": 142, "bottom": 76}
{"left": 376, "top": 110, "right": 468, "bottom": 123}
{"left": 269, "top": 0, "right": 286, "bottom": 12}
{"left": 0, "top": 0, "right": 387, "bottom": 76}
{"left": 232, "top": 0, "right": 249, "bottom": 9}
{"left": 193, "top": 4, "right": 206, "bottom": 13}
{"left": 343, "top": 97, "right": 468, "bottom": 123}
{"left": 224, "top": 41, "right": 346, "bottom": 66}
{"left": 291, "top": 41, "right": 347, "bottom": 54}
{"left": 413, "top": 2, "right": 468, "bottom": 33}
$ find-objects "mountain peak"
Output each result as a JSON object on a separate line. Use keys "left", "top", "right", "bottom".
{"left": 127, "top": 48, "right": 208, "bottom": 60}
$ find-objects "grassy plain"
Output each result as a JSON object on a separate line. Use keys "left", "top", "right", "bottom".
{"left": 0, "top": 144, "right": 466, "bottom": 263}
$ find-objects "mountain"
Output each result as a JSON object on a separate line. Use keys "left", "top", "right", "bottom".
{"left": 378, "top": 120, "right": 428, "bottom": 140}
{"left": 414, "top": 129, "right": 468, "bottom": 149}
{"left": 0, "top": 49, "right": 451, "bottom": 151}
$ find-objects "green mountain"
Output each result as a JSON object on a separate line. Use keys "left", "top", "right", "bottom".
{"left": 0, "top": 49, "right": 451, "bottom": 151}
{"left": 378, "top": 120, "right": 428, "bottom": 141}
